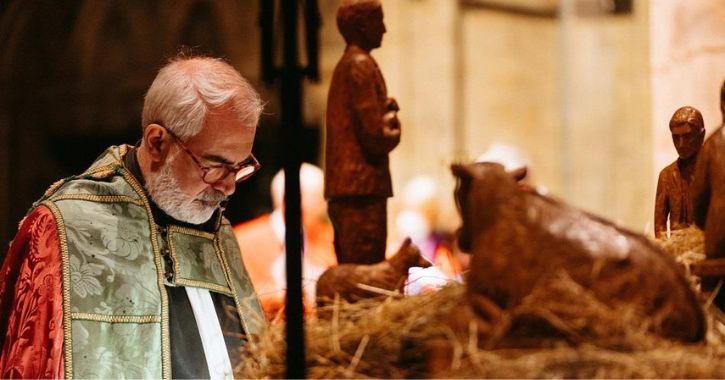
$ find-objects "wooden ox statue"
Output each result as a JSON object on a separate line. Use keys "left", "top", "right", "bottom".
{"left": 452, "top": 162, "right": 705, "bottom": 342}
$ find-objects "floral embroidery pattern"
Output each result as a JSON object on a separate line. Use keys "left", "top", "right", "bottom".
{"left": 62, "top": 199, "right": 160, "bottom": 315}
{"left": 69, "top": 255, "right": 103, "bottom": 298}
{"left": 0, "top": 206, "right": 65, "bottom": 378}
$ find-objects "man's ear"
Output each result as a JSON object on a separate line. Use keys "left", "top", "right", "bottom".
{"left": 143, "top": 124, "right": 171, "bottom": 163}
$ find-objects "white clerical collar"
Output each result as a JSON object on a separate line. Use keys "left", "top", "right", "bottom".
{"left": 184, "top": 287, "right": 233, "bottom": 379}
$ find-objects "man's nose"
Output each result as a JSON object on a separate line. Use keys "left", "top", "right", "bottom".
{"left": 212, "top": 174, "right": 236, "bottom": 196}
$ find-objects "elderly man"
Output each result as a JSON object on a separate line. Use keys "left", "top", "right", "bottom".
{"left": 0, "top": 55, "right": 265, "bottom": 378}
{"left": 654, "top": 106, "right": 706, "bottom": 239}
{"left": 326, "top": 0, "right": 401, "bottom": 265}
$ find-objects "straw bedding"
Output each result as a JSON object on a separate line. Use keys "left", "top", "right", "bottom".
{"left": 237, "top": 227, "right": 725, "bottom": 378}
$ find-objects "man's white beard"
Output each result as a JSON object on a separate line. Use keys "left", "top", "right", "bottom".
{"left": 146, "top": 155, "right": 227, "bottom": 225}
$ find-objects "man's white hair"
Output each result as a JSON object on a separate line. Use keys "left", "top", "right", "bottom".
{"left": 142, "top": 56, "right": 263, "bottom": 139}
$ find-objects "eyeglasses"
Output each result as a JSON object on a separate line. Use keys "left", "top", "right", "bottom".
{"left": 164, "top": 127, "right": 261, "bottom": 184}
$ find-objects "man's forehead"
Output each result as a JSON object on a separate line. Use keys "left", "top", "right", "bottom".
{"left": 671, "top": 123, "right": 699, "bottom": 134}
{"left": 194, "top": 131, "right": 254, "bottom": 164}
{"left": 201, "top": 152, "right": 237, "bottom": 165}
{"left": 200, "top": 141, "right": 253, "bottom": 164}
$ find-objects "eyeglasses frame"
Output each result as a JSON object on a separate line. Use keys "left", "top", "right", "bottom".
{"left": 162, "top": 126, "right": 261, "bottom": 184}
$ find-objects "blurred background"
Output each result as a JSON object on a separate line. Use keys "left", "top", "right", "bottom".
{"left": 1, "top": 0, "right": 724, "bottom": 250}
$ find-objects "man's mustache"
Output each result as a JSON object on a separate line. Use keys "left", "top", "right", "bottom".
{"left": 198, "top": 190, "right": 227, "bottom": 203}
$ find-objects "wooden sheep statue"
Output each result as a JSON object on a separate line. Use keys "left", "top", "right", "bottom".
{"left": 316, "top": 238, "right": 431, "bottom": 307}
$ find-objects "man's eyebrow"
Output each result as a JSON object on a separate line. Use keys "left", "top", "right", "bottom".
{"left": 202, "top": 153, "right": 252, "bottom": 166}
{"left": 201, "top": 153, "right": 235, "bottom": 165}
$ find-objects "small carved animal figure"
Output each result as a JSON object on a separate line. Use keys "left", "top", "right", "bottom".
{"left": 453, "top": 162, "right": 705, "bottom": 342}
{"left": 316, "top": 238, "right": 431, "bottom": 306}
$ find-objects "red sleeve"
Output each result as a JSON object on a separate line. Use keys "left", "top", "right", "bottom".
{"left": 0, "top": 205, "right": 65, "bottom": 378}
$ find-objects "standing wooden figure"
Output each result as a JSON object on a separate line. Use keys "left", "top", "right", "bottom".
{"left": 325, "top": 0, "right": 401, "bottom": 264}
{"left": 654, "top": 106, "right": 706, "bottom": 239}
{"left": 691, "top": 80, "right": 725, "bottom": 307}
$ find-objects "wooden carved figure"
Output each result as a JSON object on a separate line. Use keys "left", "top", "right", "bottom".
{"left": 453, "top": 162, "right": 705, "bottom": 342}
{"left": 691, "top": 80, "right": 725, "bottom": 308}
{"left": 325, "top": 0, "right": 401, "bottom": 265}
{"left": 654, "top": 106, "right": 706, "bottom": 239}
{"left": 315, "top": 238, "right": 430, "bottom": 307}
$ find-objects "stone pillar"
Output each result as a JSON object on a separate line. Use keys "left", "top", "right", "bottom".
{"left": 560, "top": 0, "right": 652, "bottom": 230}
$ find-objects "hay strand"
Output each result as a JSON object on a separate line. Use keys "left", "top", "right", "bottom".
{"left": 237, "top": 227, "right": 725, "bottom": 378}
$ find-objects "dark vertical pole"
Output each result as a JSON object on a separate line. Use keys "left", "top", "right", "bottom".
{"left": 259, "top": 0, "right": 275, "bottom": 83}
{"left": 281, "top": 0, "right": 305, "bottom": 378}
{"left": 303, "top": 0, "right": 321, "bottom": 81}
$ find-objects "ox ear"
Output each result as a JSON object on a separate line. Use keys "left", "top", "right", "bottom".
{"left": 451, "top": 163, "right": 473, "bottom": 181}
{"left": 508, "top": 166, "right": 528, "bottom": 182}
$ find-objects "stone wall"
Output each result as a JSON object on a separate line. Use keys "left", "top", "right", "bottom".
{"left": 650, "top": 0, "right": 725, "bottom": 188}
{"left": 360, "top": 0, "right": 652, "bottom": 232}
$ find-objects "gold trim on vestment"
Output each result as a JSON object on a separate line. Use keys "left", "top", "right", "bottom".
{"left": 44, "top": 179, "right": 66, "bottom": 198}
{"left": 212, "top": 236, "right": 235, "bottom": 295}
{"left": 51, "top": 194, "right": 144, "bottom": 206}
{"left": 81, "top": 164, "right": 117, "bottom": 179}
{"left": 167, "top": 225, "right": 232, "bottom": 294}
{"left": 168, "top": 225, "right": 216, "bottom": 240}
{"left": 121, "top": 168, "right": 172, "bottom": 380}
{"left": 118, "top": 144, "right": 128, "bottom": 159}
{"left": 71, "top": 313, "right": 161, "bottom": 324}
{"left": 214, "top": 237, "right": 255, "bottom": 348}
{"left": 174, "top": 278, "right": 232, "bottom": 296}
{"left": 79, "top": 145, "right": 126, "bottom": 177}
{"left": 42, "top": 201, "right": 74, "bottom": 379}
